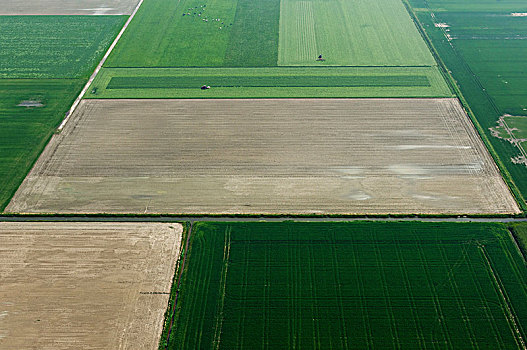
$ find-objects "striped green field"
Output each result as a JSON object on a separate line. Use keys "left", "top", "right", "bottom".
{"left": 87, "top": 67, "right": 452, "bottom": 98}
{"left": 278, "top": 0, "right": 436, "bottom": 66}
{"left": 162, "top": 222, "right": 527, "bottom": 349}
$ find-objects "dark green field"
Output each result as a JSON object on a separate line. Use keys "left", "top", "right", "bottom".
{"left": 0, "top": 16, "right": 126, "bottom": 78}
{"left": 408, "top": 0, "right": 527, "bottom": 207}
{"left": 0, "top": 16, "right": 125, "bottom": 210}
{"left": 163, "top": 222, "right": 527, "bottom": 349}
{"left": 0, "top": 80, "right": 83, "bottom": 209}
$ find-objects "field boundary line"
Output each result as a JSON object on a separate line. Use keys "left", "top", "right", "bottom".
{"left": 58, "top": 0, "right": 145, "bottom": 131}
{"left": 163, "top": 221, "right": 193, "bottom": 349}
{"left": 479, "top": 244, "right": 527, "bottom": 350}
{"left": 402, "top": 0, "right": 526, "bottom": 211}
{"left": 212, "top": 227, "right": 232, "bottom": 350}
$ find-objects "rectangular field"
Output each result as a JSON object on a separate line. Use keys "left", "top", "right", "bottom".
{"left": 165, "top": 222, "right": 527, "bottom": 349}
{"left": 0, "top": 16, "right": 126, "bottom": 79}
{"left": 0, "top": 0, "right": 140, "bottom": 15}
{"left": 6, "top": 98, "right": 518, "bottom": 214}
{"left": 278, "top": 0, "right": 436, "bottom": 66}
{"left": 0, "top": 222, "right": 182, "bottom": 349}
{"left": 88, "top": 67, "right": 452, "bottom": 99}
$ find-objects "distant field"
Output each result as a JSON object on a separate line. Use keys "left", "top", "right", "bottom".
{"left": 409, "top": 1, "right": 527, "bottom": 205}
{"left": 0, "top": 222, "right": 182, "bottom": 349}
{"left": 88, "top": 67, "right": 452, "bottom": 98}
{"left": 0, "top": 80, "right": 83, "bottom": 210}
{"left": 164, "top": 221, "right": 527, "bottom": 349}
{"left": 0, "top": 16, "right": 126, "bottom": 78}
{"left": 278, "top": 0, "right": 435, "bottom": 66}
{"left": 7, "top": 98, "right": 518, "bottom": 214}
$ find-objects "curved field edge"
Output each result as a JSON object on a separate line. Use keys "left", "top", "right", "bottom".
{"left": 159, "top": 221, "right": 527, "bottom": 349}
{"left": 402, "top": 0, "right": 527, "bottom": 212}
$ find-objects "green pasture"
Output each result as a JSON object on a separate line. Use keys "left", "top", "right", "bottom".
{"left": 88, "top": 66, "right": 452, "bottom": 98}
{"left": 278, "top": 0, "right": 436, "bottom": 66}
{"left": 163, "top": 222, "right": 527, "bottom": 349}
{"left": 105, "top": 0, "right": 280, "bottom": 67}
{"left": 410, "top": 4, "right": 527, "bottom": 204}
{"left": 0, "top": 80, "right": 83, "bottom": 210}
{"left": 0, "top": 16, "right": 126, "bottom": 79}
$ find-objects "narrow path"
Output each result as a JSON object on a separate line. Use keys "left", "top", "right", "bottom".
{"left": 1, "top": 215, "right": 526, "bottom": 223}
{"left": 58, "top": 0, "right": 145, "bottom": 131}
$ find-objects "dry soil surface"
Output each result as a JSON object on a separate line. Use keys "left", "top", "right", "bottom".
{"left": 0, "top": 222, "right": 182, "bottom": 350}
{"left": 0, "top": 0, "right": 140, "bottom": 15}
{"left": 6, "top": 98, "right": 520, "bottom": 214}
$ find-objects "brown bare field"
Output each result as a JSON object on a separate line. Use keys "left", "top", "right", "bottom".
{"left": 0, "top": 0, "right": 140, "bottom": 15}
{"left": 6, "top": 98, "right": 519, "bottom": 214}
{"left": 0, "top": 222, "right": 182, "bottom": 350}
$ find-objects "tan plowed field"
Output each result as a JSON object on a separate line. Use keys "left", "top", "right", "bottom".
{"left": 6, "top": 98, "right": 519, "bottom": 214}
{"left": 0, "top": 222, "right": 182, "bottom": 349}
{"left": 0, "top": 0, "right": 140, "bottom": 15}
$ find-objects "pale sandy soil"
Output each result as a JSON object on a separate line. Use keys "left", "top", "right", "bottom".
{"left": 0, "top": 222, "right": 182, "bottom": 350}
{"left": 6, "top": 98, "right": 520, "bottom": 214}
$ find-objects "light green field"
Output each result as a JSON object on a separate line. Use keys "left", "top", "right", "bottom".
{"left": 278, "top": 0, "right": 436, "bottom": 66}
{"left": 87, "top": 66, "right": 452, "bottom": 98}
{"left": 505, "top": 117, "right": 527, "bottom": 140}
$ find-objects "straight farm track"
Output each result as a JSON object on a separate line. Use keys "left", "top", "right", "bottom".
{"left": 6, "top": 98, "right": 519, "bottom": 215}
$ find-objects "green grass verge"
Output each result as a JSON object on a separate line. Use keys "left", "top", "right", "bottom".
{"left": 0, "top": 79, "right": 84, "bottom": 210}
{"left": 163, "top": 221, "right": 527, "bottom": 349}
{"left": 508, "top": 222, "right": 527, "bottom": 262}
{"left": 88, "top": 66, "right": 452, "bottom": 98}
{"left": 0, "top": 16, "right": 126, "bottom": 79}
{"left": 406, "top": 4, "right": 527, "bottom": 209}
{"left": 278, "top": 0, "right": 436, "bottom": 66}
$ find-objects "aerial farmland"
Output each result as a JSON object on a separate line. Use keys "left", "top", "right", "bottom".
{"left": 1, "top": 0, "right": 527, "bottom": 348}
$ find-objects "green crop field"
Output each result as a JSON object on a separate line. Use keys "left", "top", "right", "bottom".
{"left": 101, "top": 0, "right": 450, "bottom": 98}
{"left": 87, "top": 66, "right": 452, "bottom": 98}
{"left": 0, "top": 80, "right": 83, "bottom": 210}
{"left": 408, "top": 0, "right": 527, "bottom": 205}
{"left": 0, "top": 16, "right": 125, "bottom": 210}
{"left": 0, "top": 16, "right": 126, "bottom": 79}
{"left": 278, "top": 0, "right": 435, "bottom": 66}
{"left": 163, "top": 222, "right": 527, "bottom": 349}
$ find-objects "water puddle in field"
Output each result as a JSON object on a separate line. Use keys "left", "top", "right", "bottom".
{"left": 17, "top": 100, "right": 43, "bottom": 108}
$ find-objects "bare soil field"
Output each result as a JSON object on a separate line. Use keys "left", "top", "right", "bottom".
{"left": 0, "top": 0, "right": 140, "bottom": 15}
{"left": 6, "top": 98, "right": 519, "bottom": 214}
{"left": 0, "top": 222, "right": 182, "bottom": 350}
